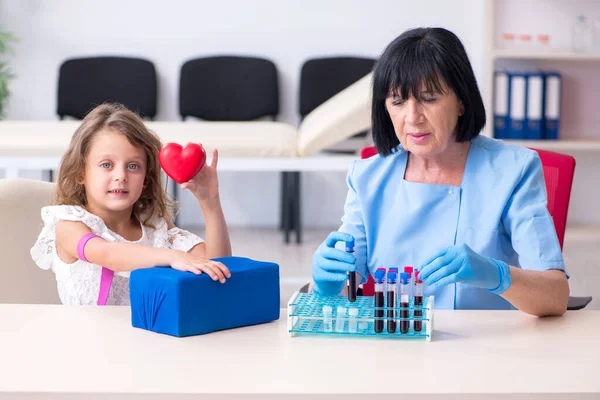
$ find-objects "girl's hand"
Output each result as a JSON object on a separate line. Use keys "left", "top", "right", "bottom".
{"left": 169, "top": 250, "right": 231, "bottom": 283}
{"left": 181, "top": 148, "right": 220, "bottom": 201}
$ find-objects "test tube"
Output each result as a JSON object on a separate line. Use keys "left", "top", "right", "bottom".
{"left": 335, "top": 306, "right": 347, "bottom": 332}
{"left": 399, "top": 272, "right": 410, "bottom": 334}
{"left": 374, "top": 269, "right": 385, "bottom": 333}
{"left": 346, "top": 241, "right": 356, "bottom": 303}
{"left": 404, "top": 266, "right": 414, "bottom": 297}
{"left": 323, "top": 305, "right": 333, "bottom": 332}
{"left": 386, "top": 271, "right": 397, "bottom": 333}
{"left": 348, "top": 308, "right": 359, "bottom": 333}
{"left": 414, "top": 271, "right": 424, "bottom": 332}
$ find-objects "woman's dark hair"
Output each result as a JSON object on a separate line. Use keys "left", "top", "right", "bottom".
{"left": 371, "top": 27, "right": 486, "bottom": 156}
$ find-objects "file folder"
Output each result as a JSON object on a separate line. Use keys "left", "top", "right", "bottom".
{"left": 493, "top": 71, "right": 510, "bottom": 139}
{"left": 525, "top": 72, "right": 545, "bottom": 140}
{"left": 544, "top": 72, "right": 561, "bottom": 140}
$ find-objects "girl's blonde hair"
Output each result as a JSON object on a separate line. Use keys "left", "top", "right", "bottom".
{"left": 54, "top": 103, "right": 175, "bottom": 226}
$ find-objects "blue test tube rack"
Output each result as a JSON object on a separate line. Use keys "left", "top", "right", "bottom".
{"left": 287, "top": 291, "right": 435, "bottom": 341}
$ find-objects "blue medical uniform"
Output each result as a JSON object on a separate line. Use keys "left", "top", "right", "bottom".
{"left": 339, "top": 135, "right": 567, "bottom": 310}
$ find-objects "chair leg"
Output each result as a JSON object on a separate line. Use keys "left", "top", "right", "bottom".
{"left": 172, "top": 180, "right": 180, "bottom": 226}
{"left": 283, "top": 172, "right": 292, "bottom": 244}
{"left": 279, "top": 171, "right": 287, "bottom": 231}
{"left": 293, "top": 171, "right": 302, "bottom": 244}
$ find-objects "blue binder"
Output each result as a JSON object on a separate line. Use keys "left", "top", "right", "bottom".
{"left": 525, "top": 72, "right": 545, "bottom": 140}
{"left": 493, "top": 71, "right": 511, "bottom": 139}
{"left": 544, "top": 72, "right": 561, "bottom": 140}
{"left": 508, "top": 72, "right": 527, "bottom": 139}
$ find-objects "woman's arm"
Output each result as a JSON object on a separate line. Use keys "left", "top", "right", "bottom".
{"left": 502, "top": 268, "right": 569, "bottom": 316}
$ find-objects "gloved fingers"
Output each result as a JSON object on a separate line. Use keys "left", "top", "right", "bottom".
{"left": 419, "top": 250, "right": 455, "bottom": 282}
{"left": 422, "top": 257, "right": 463, "bottom": 287}
{"left": 318, "top": 257, "right": 357, "bottom": 273}
{"left": 430, "top": 272, "right": 461, "bottom": 289}
{"left": 313, "top": 268, "right": 350, "bottom": 282}
{"left": 419, "top": 246, "right": 453, "bottom": 273}
{"left": 319, "top": 246, "right": 356, "bottom": 264}
{"left": 324, "top": 231, "right": 354, "bottom": 248}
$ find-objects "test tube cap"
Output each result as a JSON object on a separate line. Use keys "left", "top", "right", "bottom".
{"left": 374, "top": 269, "right": 386, "bottom": 283}
{"left": 404, "top": 266, "right": 414, "bottom": 275}
{"left": 400, "top": 272, "right": 410, "bottom": 283}
{"left": 387, "top": 271, "right": 397, "bottom": 283}
{"left": 345, "top": 240, "right": 355, "bottom": 252}
{"left": 322, "top": 305, "right": 333, "bottom": 314}
{"left": 389, "top": 267, "right": 399, "bottom": 272}
{"left": 349, "top": 308, "right": 359, "bottom": 316}
{"left": 337, "top": 306, "right": 347, "bottom": 315}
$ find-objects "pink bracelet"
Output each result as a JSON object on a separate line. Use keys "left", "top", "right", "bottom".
{"left": 76, "top": 233, "right": 114, "bottom": 306}
{"left": 77, "top": 233, "right": 101, "bottom": 262}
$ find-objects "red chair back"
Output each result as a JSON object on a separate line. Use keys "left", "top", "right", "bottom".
{"left": 359, "top": 145, "right": 576, "bottom": 296}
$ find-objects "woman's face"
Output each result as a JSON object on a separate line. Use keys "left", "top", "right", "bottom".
{"left": 385, "top": 83, "right": 464, "bottom": 158}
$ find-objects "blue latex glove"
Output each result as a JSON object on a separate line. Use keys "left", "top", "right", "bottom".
{"left": 312, "top": 232, "right": 356, "bottom": 296}
{"left": 418, "top": 243, "right": 512, "bottom": 295}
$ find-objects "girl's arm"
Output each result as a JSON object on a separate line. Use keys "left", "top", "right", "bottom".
{"left": 179, "top": 148, "right": 232, "bottom": 259}
{"left": 55, "top": 220, "right": 230, "bottom": 281}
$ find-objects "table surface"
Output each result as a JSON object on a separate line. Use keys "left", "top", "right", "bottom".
{"left": 1, "top": 305, "right": 598, "bottom": 398}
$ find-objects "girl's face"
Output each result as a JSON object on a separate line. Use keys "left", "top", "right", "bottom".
{"left": 81, "top": 129, "right": 147, "bottom": 215}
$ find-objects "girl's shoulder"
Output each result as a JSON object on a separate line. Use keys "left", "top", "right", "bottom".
{"left": 41, "top": 205, "right": 105, "bottom": 232}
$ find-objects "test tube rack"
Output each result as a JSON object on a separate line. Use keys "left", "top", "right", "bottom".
{"left": 287, "top": 291, "right": 434, "bottom": 341}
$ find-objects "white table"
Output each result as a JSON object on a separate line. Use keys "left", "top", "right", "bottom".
{"left": 0, "top": 305, "right": 598, "bottom": 399}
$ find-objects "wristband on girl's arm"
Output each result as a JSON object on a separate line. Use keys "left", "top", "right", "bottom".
{"left": 76, "top": 233, "right": 114, "bottom": 306}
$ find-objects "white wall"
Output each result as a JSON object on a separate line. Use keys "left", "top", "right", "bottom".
{"left": 0, "top": 0, "right": 486, "bottom": 228}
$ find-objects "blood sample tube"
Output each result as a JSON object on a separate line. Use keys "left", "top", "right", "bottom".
{"left": 374, "top": 269, "right": 385, "bottom": 333}
{"left": 387, "top": 271, "right": 397, "bottom": 333}
{"left": 399, "top": 272, "right": 410, "bottom": 334}
{"left": 403, "top": 266, "right": 414, "bottom": 297}
{"left": 346, "top": 241, "right": 356, "bottom": 303}
{"left": 414, "top": 270, "right": 424, "bottom": 332}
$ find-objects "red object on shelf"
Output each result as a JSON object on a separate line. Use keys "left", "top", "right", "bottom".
{"left": 359, "top": 145, "right": 575, "bottom": 296}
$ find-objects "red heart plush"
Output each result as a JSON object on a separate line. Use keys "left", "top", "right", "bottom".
{"left": 159, "top": 142, "right": 206, "bottom": 184}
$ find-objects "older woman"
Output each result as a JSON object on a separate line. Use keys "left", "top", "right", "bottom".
{"left": 310, "top": 27, "right": 569, "bottom": 316}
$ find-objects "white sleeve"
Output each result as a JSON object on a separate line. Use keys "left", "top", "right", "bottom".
{"left": 167, "top": 227, "right": 204, "bottom": 252}
{"left": 30, "top": 205, "right": 107, "bottom": 271}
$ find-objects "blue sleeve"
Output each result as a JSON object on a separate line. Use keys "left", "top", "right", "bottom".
{"left": 338, "top": 161, "right": 369, "bottom": 284}
{"left": 502, "top": 152, "right": 568, "bottom": 277}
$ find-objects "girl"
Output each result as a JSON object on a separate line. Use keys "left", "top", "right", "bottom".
{"left": 30, "top": 103, "right": 233, "bottom": 305}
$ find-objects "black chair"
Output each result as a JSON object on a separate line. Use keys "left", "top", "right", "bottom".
{"left": 57, "top": 56, "right": 157, "bottom": 120}
{"left": 50, "top": 57, "right": 158, "bottom": 182}
{"left": 175, "top": 55, "right": 279, "bottom": 224}
{"left": 281, "top": 56, "right": 376, "bottom": 244}
{"left": 179, "top": 56, "right": 278, "bottom": 121}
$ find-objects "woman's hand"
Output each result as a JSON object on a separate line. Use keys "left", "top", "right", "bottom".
{"left": 181, "top": 148, "right": 220, "bottom": 201}
{"left": 312, "top": 232, "right": 356, "bottom": 296}
{"left": 418, "top": 243, "right": 511, "bottom": 293}
{"left": 169, "top": 250, "right": 231, "bottom": 283}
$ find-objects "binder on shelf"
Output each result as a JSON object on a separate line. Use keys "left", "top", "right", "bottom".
{"left": 525, "top": 72, "right": 545, "bottom": 140}
{"left": 508, "top": 72, "right": 527, "bottom": 139}
{"left": 493, "top": 71, "right": 511, "bottom": 139}
{"left": 544, "top": 72, "right": 561, "bottom": 140}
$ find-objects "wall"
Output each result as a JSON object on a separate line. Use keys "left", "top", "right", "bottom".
{"left": 0, "top": 0, "right": 486, "bottom": 227}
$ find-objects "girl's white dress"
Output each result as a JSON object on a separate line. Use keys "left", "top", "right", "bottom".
{"left": 30, "top": 205, "right": 204, "bottom": 305}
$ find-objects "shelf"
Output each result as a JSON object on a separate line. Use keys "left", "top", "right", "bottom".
{"left": 502, "top": 139, "right": 600, "bottom": 151}
{"left": 493, "top": 49, "right": 600, "bottom": 61}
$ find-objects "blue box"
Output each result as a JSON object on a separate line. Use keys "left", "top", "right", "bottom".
{"left": 130, "top": 256, "right": 280, "bottom": 337}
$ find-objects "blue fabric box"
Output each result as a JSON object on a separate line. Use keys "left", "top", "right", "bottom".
{"left": 129, "top": 256, "right": 280, "bottom": 337}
